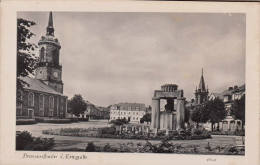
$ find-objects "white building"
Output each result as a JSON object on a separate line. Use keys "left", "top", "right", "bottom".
{"left": 109, "top": 103, "right": 147, "bottom": 123}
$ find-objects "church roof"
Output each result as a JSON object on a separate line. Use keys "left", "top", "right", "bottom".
{"left": 20, "top": 76, "right": 64, "bottom": 96}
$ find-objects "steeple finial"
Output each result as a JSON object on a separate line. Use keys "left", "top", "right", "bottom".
{"left": 202, "top": 68, "right": 203, "bottom": 76}
{"left": 46, "top": 12, "right": 54, "bottom": 36}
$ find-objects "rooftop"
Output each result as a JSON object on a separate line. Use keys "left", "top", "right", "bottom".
{"left": 20, "top": 76, "right": 64, "bottom": 96}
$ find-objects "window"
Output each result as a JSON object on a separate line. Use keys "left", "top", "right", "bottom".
{"left": 39, "top": 95, "right": 44, "bottom": 109}
{"left": 40, "top": 47, "right": 45, "bottom": 62}
{"left": 57, "top": 97, "right": 59, "bottom": 115}
{"left": 39, "top": 94, "right": 44, "bottom": 116}
{"left": 28, "top": 92, "right": 34, "bottom": 107}
{"left": 17, "top": 91, "right": 23, "bottom": 109}
{"left": 49, "top": 96, "right": 54, "bottom": 109}
{"left": 49, "top": 96, "right": 54, "bottom": 116}
{"left": 60, "top": 98, "right": 64, "bottom": 115}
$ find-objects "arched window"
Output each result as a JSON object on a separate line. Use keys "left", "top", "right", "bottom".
{"left": 49, "top": 96, "right": 54, "bottom": 109}
{"left": 53, "top": 49, "right": 59, "bottom": 65}
{"left": 28, "top": 92, "right": 34, "bottom": 107}
{"left": 40, "top": 47, "right": 45, "bottom": 62}
{"left": 60, "top": 98, "right": 64, "bottom": 116}
{"left": 17, "top": 91, "right": 23, "bottom": 116}
{"left": 39, "top": 94, "right": 44, "bottom": 116}
{"left": 49, "top": 96, "right": 54, "bottom": 117}
{"left": 39, "top": 94, "right": 44, "bottom": 109}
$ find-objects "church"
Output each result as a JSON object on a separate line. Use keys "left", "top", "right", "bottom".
{"left": 16, "top": 12, "right": 68, "bottom": 119}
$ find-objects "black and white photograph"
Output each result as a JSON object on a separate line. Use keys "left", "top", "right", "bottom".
{"left": 15, "top": 11, "right": 246, "bottom": 155}
{"left": 2, "top": 1, "right": 260, "bottom": 165}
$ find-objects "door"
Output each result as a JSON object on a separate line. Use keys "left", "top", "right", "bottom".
{"left": 28, "top": 109, "right": 34, "bottom": 119}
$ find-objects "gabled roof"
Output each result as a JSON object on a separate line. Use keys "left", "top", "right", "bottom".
{"left": 20, "top": 76, "right": 64, "bottom": 96}
{"left": 209, "top": 84, "right": 245, "bottom": 100}
{"left": 209, "top": 92, "right": 224, "bottom": 100}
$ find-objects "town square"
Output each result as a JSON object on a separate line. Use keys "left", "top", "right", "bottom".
{"left": 16, "top": 11, "right": 245, "bottom": 154}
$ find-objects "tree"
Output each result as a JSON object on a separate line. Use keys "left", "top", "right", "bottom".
{"left": 191, "top": 105, "right": 209, "bottom": 128}
{"left": 68, "top": 94, "right": 87, "bottom": 117}
{"left": 17, "top": 18, "right": 38, "bottom": 92}
{"left": 184, "top": 107, "right": 190, "bottom": 124}
{"left": 206, "top": 98, "right": 226, "bottom": 131}
{"left": 231, "top": 95, "right": 245, "bottom": 129}
{"left": 140, "top": 113, "right": 151, "bottom": 123}
{"left": 109, "top": 118, "right": 129, "bottom": 126}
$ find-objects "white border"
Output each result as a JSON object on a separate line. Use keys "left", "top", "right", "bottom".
{"left": 1, "top": 1, "right": 260, "bottom": 165}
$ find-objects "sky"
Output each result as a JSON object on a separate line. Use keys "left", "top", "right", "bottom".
{"left": 17, "top": 12, "right": 246, "bottom": 107}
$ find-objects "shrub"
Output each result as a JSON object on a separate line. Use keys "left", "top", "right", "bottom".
{"left": 25, "top": 137, "right": 55, "bottom": 151}
{"left": 16, "top": 131, "right": 33, "bottom": 150}
{"left": 35, "top": 118, "right": 72, "bottom": 124}
{"left": 103, "top": 143, "right": 112, "bottom": 152}
{"left": 16, "top": 131, "right": 55, "bottom": 151}
{"left": 16, "top": 119, "right": 37, "bottom": 125}
{"left": 100, "top": 127, "right": 116, "bottom": 135}
{"left": 85, "top": 142, "right": 96, "bottom": 152}
{"left": 109, "top": 119, "right": 128, "bottom": 126}
{"left": 211, "top": 130, "right": 245, "bottom": 136}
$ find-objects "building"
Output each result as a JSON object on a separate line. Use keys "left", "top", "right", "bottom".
{"left": 109, "top": 103, "right": 147, "bottom": 123}
{"left": 209, "top": 84, "right": 245, "bottom": 131}
{"left": 74, "top": 101, "right": 110, "bottom": 120}
{"left": 16, "top": 12, "right": 67, "bottom": 119}
{"left": 194, "top": 69, "right": 209, "bottom": 105}
{"left": 186, "top": 69, "right": 209, "bottom": 126}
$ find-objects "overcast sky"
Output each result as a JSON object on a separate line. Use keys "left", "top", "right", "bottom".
{"left": 18, "top": 12, "right": 245, "bottom": 107}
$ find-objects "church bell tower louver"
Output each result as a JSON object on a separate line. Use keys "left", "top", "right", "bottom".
{"left": 35, "top": 12, "right": 64, "bottom": 94}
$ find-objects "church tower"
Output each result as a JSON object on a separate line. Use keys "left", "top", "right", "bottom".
{"left": 35, "top": 12, "right": 63, "bottom": 93}
{"left": 195, "top": 68, "right": 209, "bottom": 104}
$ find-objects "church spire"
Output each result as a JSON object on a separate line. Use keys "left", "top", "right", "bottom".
{"left": 198, "top": 68, "right": 206, "bottom": 91}
{"left": 46, "top": 12, "right": 54, "bottom": 36}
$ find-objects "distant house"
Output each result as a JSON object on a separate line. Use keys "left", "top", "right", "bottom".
{"left": 109, "top": 103, "right": 147, "bottom": 123}
{"left": 74, "top": 101, "right": 110, "bottom": 120}
{"left": 209, "top": 84, "right": 245, "bottom": 131}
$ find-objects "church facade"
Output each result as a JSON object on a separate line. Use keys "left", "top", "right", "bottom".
{"left": 16, "top": 12, "right": 67, "bottom": 119}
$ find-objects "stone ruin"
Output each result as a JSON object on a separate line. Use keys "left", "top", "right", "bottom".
{"left": 151, "top": 84, "right": 186, "bottom": 134}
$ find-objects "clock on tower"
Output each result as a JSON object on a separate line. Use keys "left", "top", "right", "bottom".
{"left": 35, "top": 12, "right": 64, "bottom": 94}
